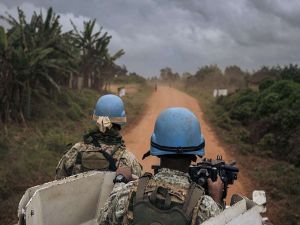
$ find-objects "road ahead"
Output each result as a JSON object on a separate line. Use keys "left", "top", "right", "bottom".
{"left": 122, "top": 86, "right": 250, "bottom": 200}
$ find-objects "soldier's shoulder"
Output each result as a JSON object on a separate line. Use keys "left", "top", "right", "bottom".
{"left": 62, "top": 142, "right": 88, "bottom": 157}
{"left": 110, "top": 179, "right": 139, "bottom": 197}
{"left": 63, "top": 142, "right": 84, "bottom": 151}
{"left": 72, "top": 142, "right": 88, "bottom": 149}
{"left": 118, "top": 143, "right": 127, "bottom": 151}
{"left": 120, "top": 147, "right": 138, "bottom": 158}
{"left": 70, "top": 142, "right": 100, "bottom": 152}
{"left": 123, "top": 179, "right": 139, "bottom": 193}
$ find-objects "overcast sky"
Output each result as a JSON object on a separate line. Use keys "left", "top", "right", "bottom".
{"left": 1, "top": 0, "right": 300, "bottom": 76}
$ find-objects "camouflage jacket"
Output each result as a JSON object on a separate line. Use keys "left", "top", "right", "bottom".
{"left": 97, "top": 168, "right": 221, "bottom": 225}
{"left": 55, "top": 142, "right": 142, "bottom": 179}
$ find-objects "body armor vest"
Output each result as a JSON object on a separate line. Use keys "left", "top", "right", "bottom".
{"left": 133, "top": 174, "right": 204, "bottom": 225}
{"left": 73, "top": 144, "right": 120, "bottom": 174}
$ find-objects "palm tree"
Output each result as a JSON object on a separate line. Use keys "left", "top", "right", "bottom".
{"left": 0, "top": 8, "right": 75, "bottom": 121}
{"left": 71, "top": 19, "right": 108, "bottom": 88}
{"left": 0, "top": 7, "right": 125, "bottom": 122}
{"left": 0, "top": 26, "right": 13, "bottom": 122}
{"left": 101, "top": 49, "right": 125, "bottom": 90}
{"left": 71, "top": 19, "right": 125, "bottom": 90}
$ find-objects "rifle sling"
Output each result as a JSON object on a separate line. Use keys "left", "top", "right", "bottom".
{"left": 182, "top": 183, "right": 205, "bottom": 218}
{"left": 135, "top": 174, "right": 152, "bottom": 202}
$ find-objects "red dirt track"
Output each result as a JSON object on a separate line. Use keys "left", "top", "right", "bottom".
{"left": 123, "top": 86, "right": 250, "bottom": 201}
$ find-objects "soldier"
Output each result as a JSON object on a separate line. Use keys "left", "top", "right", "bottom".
{"left": 55, "top": 94, "right": 142, "bottom": 179}
{"left": 98, "top": 107, "right": 223, "bottom": 225}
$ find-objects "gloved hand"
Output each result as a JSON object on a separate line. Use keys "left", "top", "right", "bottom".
{"left": 207, "top": 176, "right": 224, "bottom": 205}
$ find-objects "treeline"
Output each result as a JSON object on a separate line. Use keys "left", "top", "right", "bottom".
{"left": 190, "top": 65, "right": 248, "bottom": 90}
{"left": 183, "top": 63, "right": 300, "bottom": 90}
{"left": 113, "top": 72, "right": 147, "bottom": 84}
{"left": 0, "top": 7, "right": 144, "bottom": 123}
{"left": 214, "top": 65, "right": 300, "bottom": 166}
{"left": 158, "top": 65, "right": 250, "bottom": 91}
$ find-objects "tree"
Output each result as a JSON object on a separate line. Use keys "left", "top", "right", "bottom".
{"left": 195, "top": 65, "right": 222, "bottom": 81}
{"left": 192, "top": 65, "right": 225, "bottom": 89}
{"left": 101, "top": 49, "right": 125, "bottom": 90}
{"left": 249, "top": 66, "right": 278, "bottom": 85}
{"left": 0, "top": 7, "right": 125, "bottom": 122}
{"left": 160, "top": 67, "right": 179, "bottom": 81}
{"left": 279, "top": 64, "right": 300, "bottom": 83}
{"left": 224, "top": 65, "right": 247, "bottom": 89}
{"left": 0, "top": 8, "right": 74, "bottom": 121}
{"left": 71, "top": 19, "right": 124, "bottom": 90}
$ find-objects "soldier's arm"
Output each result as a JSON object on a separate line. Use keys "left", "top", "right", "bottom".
{"left": 97, "top": 191, "right": 115, "bottom": 225}
{"left": 55, "top": 157, "right": 68, "bottom": 179}
{"left": 131, "top": 157, "right": 143, "bottom": 177}
{"left": 207, "top": 177, "right": 224, "bottom": 205}
{"left": 98, "top": 182, "right": 136, "bottom": 225}
{"left": 55, "top": 145, "right": 80, "bottom": 179}
{"left": 192, "top": 195, "right": 222, "bottom": 225}
{"left": 118, "top": 150, "right": 143, "bottom": 177}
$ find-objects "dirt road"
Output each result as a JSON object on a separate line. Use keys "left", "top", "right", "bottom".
{"left": 123, "top": 86, "right": 250, "bottom": 200}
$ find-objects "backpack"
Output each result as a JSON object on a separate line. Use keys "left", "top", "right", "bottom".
{"left": 74, "top": 144, "right": 120, "bottom": 173}
{"left": 133, "top": 174, "right": 204, "bottom": 225}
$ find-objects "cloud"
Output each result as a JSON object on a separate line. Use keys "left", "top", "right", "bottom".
{"left": 1, "top": 0, "right": 300, "bottom": 76}
{"left": 0, "top": 2, "right": 96, "bottom": 32}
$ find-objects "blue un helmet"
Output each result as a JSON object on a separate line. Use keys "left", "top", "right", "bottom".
{"left": 93, "top": 94, "right": 126, "bottom": 125}
{"left": 143, "top": 107, "right": 205, "bottom": 159}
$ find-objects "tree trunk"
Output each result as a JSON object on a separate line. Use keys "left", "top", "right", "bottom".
{"left": 68, "top": 73, "right": 73, "bottom": 88}
{"left": 25, "top": 81, "right": 31, "bottom": 119}
{"left": 83, "top": 73, "right": 89, "bottom": 88}
{"left": 92, "top": 76, "right": 97, "bottom": 89}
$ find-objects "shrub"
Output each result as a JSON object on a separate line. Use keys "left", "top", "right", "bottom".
{"left": 256, "top": 92, "right": 280, "bottom": 116}
{"left": 66, "top": 103, "right": 84, "bottom": 121}
{"left": 287, "top": 129, "right": 300, "bottom": 166}
{"left": 231, "top": 102, "right": 256, "bottom": 123}
{"left": 258, "top": 133, "right": 276, "bottom": 150}
{"left": 259, "top": 79, "right": 275, "bottom": 91}
{"left": 215, "top": 79, "right": 300, "bottom": 166}
{"left": 44, "top": 131, "right": 68, "bottom": 154}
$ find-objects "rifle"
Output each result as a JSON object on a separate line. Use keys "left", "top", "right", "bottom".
{"left": 152, "top": 155, "right": 239, "bottom": 200}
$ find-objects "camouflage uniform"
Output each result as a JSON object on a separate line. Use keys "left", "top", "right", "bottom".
{"left": 55, "top": 142, "right": 142, "bottom": 179}
{"left": 97, "top": 168, "right": 221, "bottom": 225}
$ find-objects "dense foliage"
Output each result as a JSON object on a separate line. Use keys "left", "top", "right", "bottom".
{"left": 216, "top": 70, "right": 300, "bottom": 166}
{"left": 0, "top": 7, "right": 125, "bottom": 123}
{"left": 183, "top": 64, "right": 300, "bottom": 224}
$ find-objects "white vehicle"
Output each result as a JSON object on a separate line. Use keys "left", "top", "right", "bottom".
{"left": 17, "top": 171, "right": 270, "bottom": 225}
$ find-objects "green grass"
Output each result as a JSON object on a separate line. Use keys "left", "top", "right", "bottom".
{"left": 182, "top": 85, "right": 300, "bottom": 225}
{"left": 0, "top": 83, "right": 152, "bottom": 224}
